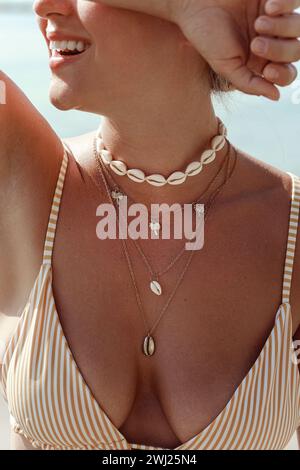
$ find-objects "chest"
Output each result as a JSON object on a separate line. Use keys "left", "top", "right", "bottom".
{"left": 46, "top": 183, "right": 290, "bottom": 448}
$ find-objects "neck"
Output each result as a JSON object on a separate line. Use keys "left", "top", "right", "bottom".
{"left": 98, "top": 89, "right": 228, "bottom": 205}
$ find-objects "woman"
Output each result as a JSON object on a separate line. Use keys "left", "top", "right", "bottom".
{"left": 0, "top": 0, "right": 300, "bottom": 450}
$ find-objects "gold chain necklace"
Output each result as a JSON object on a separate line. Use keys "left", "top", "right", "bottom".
{"left": 95, "top": 137, "right": 232, "bottom": 297}
{"left": 93, "top": 141, "right": 237, "bottom": 356}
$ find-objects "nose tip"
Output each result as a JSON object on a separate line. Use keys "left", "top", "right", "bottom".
{"left": 33, "top": 0, "right": 49, "bottom": 17}
{"left": 33, "top": 0, "right": 70, "bottom": 18}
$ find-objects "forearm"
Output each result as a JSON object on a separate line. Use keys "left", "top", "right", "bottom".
{"left": 88, "top": 0, "right": 178, "bottom": 21}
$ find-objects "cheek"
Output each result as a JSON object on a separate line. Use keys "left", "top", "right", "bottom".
{"left": 77, "top": 2, "right": 136, "bottom": 58}
{"left": 76, "top": 2, "right": 111, "bottom": 38}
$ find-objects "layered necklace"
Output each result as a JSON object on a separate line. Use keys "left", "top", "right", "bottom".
{"left": 93, "top": 125, "right": 237, "bottom": 356}
{"left": 97, "top": 140, "right": 231, "bottom": 297}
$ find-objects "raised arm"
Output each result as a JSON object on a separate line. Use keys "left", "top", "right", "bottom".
{"left": 0, "top": 69, "right": 63, "bottom": 315}
{"left": 0, "top": 71, "right": 62, "bottom": 184}
{"left": 89, "top": 0, "right": 300, "bottom": 100}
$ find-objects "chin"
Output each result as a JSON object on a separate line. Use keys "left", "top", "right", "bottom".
{"left": 49, "top": 78, "right": 82, "bottom": 111}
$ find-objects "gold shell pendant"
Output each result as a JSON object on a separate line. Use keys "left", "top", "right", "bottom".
{"left": 143, "top": 335, "right": 155, "bottom": 356}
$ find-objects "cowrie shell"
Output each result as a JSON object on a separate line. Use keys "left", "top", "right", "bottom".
{"left": 146, "top": 174, "right": 167, "bottom": 187}
{"left": 201, "top": 149, "right": 216, "bottom": 165}
{"left": 211, "top": 135, "right": 226, "bottom": 151}
{"left": 100, "top": 149, "right": 113, "bottom": 164}
{"left": 150, "top": 280, "right": 162, "bottom": 296}
{"left": 110, "top": 160, "right": 127, "bottom": 176}
{"left": 185, "top": 161, "right": 203, "bottom": 177}
{"left": 167, "top": 171, "right": 187, "bottom": 185}
{"left": 143, "top": 335, "right": 155, "bottom": 356}
{"left": 127, "top": 169, "right": 146, "bottom": 183}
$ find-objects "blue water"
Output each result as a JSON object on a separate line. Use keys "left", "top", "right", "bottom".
{"left": 0, "top": 11, "right": 300, "bottom": 174}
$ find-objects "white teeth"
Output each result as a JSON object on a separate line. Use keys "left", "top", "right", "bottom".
{"left": 76, "top": 41, "right": 85, "bottom": 52}
{"left": 67, "top": 40, "right": 76, "bottom": 51}
{"left": 49, "top": 41, "right": 58, "bottom": 50}
{"left": 49, "top": 40, "right": 88, "bottom": 53}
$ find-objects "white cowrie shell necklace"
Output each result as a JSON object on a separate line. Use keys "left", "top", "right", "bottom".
{"left": 95, "top": 119, "right": 227, "bottom": 187}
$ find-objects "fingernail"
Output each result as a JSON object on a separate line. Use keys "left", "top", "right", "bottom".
{"left": 266, "top": 1, "right": 281, "bottom": 14}
{"left": 288, "top": 64, "right": 298, "bottom": 80}
{"left": 252, "top": 39, "right": 268, "bottom": 55}
{"left": 267, "top": 68, "right": 279, "bottom": 80}
{"left": 256, "top": 18, "right": 272, "bottom": 31}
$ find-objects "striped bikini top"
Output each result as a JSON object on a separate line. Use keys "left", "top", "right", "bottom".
{"left": 1, "top": 147, "right": 300, "bottom": 451}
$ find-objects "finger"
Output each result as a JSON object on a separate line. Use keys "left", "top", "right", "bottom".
{"left": 251, "top": 37, "right": 300, "bottom": 63}
{"left": 265, "top": 0, "right": 300, "bottom": 16}
{"left": 255, "top": 13, "right": 300, "bottom": 38}
{"left": 217, "top": 61, "right": 280, "bottom": 101}
{"left": 263, "top": 63, "right": 298, "bottom": 85}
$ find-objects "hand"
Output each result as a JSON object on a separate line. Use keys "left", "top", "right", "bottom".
{"left": 89, "top": 0, "right": 300, "bottom": 100}
{"left": 174, "top": 0, "right": 300, "bottom": 100}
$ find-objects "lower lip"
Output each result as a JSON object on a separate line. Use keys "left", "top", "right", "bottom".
{"left": 49, "top": 49, "right": 89, "bottom": 70}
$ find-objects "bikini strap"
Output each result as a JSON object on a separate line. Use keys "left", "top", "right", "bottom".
{"left": 282, "top": 172, "right": 300, "bottom": 304}
{"left": 42, "top": 145, "right": 69, "bottom": 265}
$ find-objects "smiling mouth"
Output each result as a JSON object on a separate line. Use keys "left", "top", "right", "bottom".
{"left": 49, "top": 40, "right": 91, "bottom": 57}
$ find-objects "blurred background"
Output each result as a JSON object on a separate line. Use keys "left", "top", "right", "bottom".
{"left": 0, "top": 0, "right": 299, "bottom": 451}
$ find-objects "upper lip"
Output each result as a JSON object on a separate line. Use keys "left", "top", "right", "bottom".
{"left": 46, "top": 32, "right": 91, "bottom": 44}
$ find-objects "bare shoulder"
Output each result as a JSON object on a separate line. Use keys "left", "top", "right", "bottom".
{"left": 61, "top": 130, "right": 106, "bottom": 196}
{"left": 235, "top": 148, "right": 300, "bottom": 334}
{"left": 232, "top": 147, "right": 292, "bottom": 197}
{"left": 62, "top": 130, "right": 97, "bottom": 171}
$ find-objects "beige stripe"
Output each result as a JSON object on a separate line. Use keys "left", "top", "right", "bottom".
{"left": 264, "top": 319, "right": 280, "bottom": 449}
{"left": 42, "top": 304, "right": 64, "bottom": 445}
{"left": 65, "top": 352, "right": 87, "bottom": 445}
{"left": 61, "top": 341, "right": 80, "bottom": 446}
{"left": 247, "top": 339, "right": 268, "bottom": 449}
{"left": 42, "top": 151, "right": 69, "bottom": 265}
{"left": 275, "top": 314, "right": 287, "bottom": 448}
{"left": 255, "top": 323, "right": 274, "bottom": 449}
{"left": 268, "top": 316, "right": 284, "bottom": 449}
{"left": 274, "top": 308, "right": 290, "bottom": 448}
{"left": 36, "top": 270, "right": 58, "bottom": 445}
{"left": 232, "top": 368, "right": 257, "bottom": 449}
{"left": 23, "top": 282, "right": 42, "bottom": 443}
{"left": 237, "top": 355, "right": 264, "bottom": 449}
{"left": 27, "top": 269, "right": 51, "bottom": 445}
{"left": 56, "top": 334, "right": 76, "bottom": 446}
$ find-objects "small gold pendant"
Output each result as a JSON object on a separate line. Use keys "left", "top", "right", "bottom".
{"left": 143, "top": 335, "right": 155, "bottom": 356}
